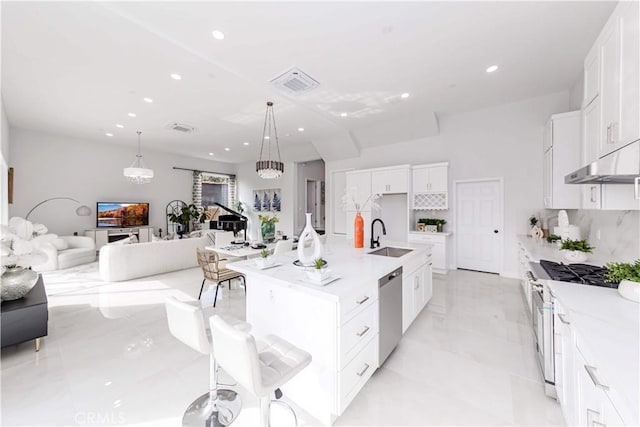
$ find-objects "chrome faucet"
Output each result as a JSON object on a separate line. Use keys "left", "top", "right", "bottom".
{"left": 370, "top": 218, "right": 387, "bottom": 249}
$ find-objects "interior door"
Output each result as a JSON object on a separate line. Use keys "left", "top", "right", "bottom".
{"left": 456, "top": 180, "right": 502, "bottom": 273}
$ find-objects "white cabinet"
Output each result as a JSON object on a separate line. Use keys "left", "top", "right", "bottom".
{"left": 85, "top": 226, "right": 153, "bottom": 250}
{"left": 583, "top": 44, "right": 600, "bottom": 107}
{"left": 345, "top": 170, "right": 372, "bottom": 201}
{"left": 413, "top": 163, "right": 448, "bottom": 193}
{"left": 554, "top": 299, "right": 578, "bottom": 426}
{"left": 402, "top": 260, "right": 432, "bottom": 333}
{"left": 596, "top": 1, "right": 640, "bottom": 157}
{"left": 542, "top": 112, "right": 582, "bottom": 209}
{"left": 581, "top": 99, "right": 602, "bottom": 209}
{"left": 408, "top": 232, "right": 449, "bottom": 274}
{"left": 371, "top": 167, "right": 409, "bottom": 194}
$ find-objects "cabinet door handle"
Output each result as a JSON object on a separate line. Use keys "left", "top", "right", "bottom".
{"left": 590, "top": 186, "right": 597, "bottom": 203}
{"left": 356, "top": 326, "right": 370, "bottom": 337}
{"left": 557, "top": 313, "right": 570, "bottom": 325}
{"left": 611, "top": 122, "right": 617, "bottom": 143}
{"left": 356, "top": 296, "right": 370, "bottom": 305}
{"left": 635, "top": 177, "right": 639, "bottom": 200}
{"left": 584, "top": 365, "right": 609, "bottom": 390}
{"left": 356, "top": 363, "right": 370, "bottom": 377}
{"left": 606, "top": 124, "right": 612, "bottom": 144}
{"left": 548, "top": 289, "right": 556, "bottom": 298}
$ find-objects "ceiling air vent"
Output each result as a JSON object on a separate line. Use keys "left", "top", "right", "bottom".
{"left": 270, "top": 67, "right": 320, "bottom": 95}
{"left": 165, "top": 122, "right": 197, "bottom": 133}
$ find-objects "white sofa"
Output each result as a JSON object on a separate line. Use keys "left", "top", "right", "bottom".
{"left": 99, "top": 237, "right": 208, "bottom": 282}
{"left": 34, "top": 236, "right": 96, "bottom": 272}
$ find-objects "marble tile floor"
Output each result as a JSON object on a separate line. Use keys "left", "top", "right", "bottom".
{"left": 1, "top": 265, "right": 565, "bottom": 426}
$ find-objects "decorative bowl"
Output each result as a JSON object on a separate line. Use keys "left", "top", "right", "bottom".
{"left": 618, "top": 280, "right": 640, "bottom": 303}
{"left": 1, "top": 267, "right": 39, "bottom": 302}
{"left": 561, "top": 250, "right": 588, "bottom": 263}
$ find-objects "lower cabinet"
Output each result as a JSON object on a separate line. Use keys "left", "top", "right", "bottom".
{"left": 85, "top": 227, "right": 154, "bottom": 250}
{"left": 408, "top": 232, "right": 449, "bottom": 274}
{"left": 402, "top": 259, "right": 433, "bottom": 333}
{"left": 553, "top": 298, "right": 627, "bottom": 427}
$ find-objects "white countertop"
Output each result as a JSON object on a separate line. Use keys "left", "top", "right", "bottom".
{"left": 548, "top": 280, "right": 639, "bottom": 425}
{"left": 227, "top": 238, "right": 432, "bottom": 302}
{"left": 409, "top": 231, "right": 452, "bottom": 236}
{"left": 517, "top": 235, "right": 614, "bottom": 266}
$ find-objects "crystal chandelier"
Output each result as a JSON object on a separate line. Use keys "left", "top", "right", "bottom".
{"left": 124, "top": 131, "right": 154, "bottom": 184}
{"left": 256, "top": 101, "right": 284, "bottom": 179}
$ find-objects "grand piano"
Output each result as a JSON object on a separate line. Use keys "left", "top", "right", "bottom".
{"left": 209, "top": 202, "right": 248, "bottom": 241}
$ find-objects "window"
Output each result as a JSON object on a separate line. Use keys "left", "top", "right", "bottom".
{"left": 200, "top": 173, "right": 236, "bottom": 209}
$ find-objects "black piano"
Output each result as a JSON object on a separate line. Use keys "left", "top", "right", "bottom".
{"left": 209, "top": 202, "right": 248, "bottom": 241}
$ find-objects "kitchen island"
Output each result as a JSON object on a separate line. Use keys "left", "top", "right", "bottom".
{"left": 227, "top": 237, "right": 432, "bottom": 425}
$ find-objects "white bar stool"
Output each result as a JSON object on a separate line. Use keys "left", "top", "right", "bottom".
{"left": 209, "top": 315, "right": 312, "bottom": 427}
{"left": 165, "top": 297, "right": 251, "bottom": 426}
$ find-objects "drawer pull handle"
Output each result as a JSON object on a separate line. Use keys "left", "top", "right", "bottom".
{"left": 356, "top": 363, "right": 370, "bottom": 377}
{"left": 356, "top": 326, "right": 370, "bottom": 337}
{"left": 548, "top": 289, "right": 556, "bottom": 298}
{"left": 356, "top": 296, "right": 370, "bottom": 305}
{"left": 584, "top": 365, "right": 609, "bottom": 390}
{"left": 558, "top": 313, "right": 570, "bottom": 325}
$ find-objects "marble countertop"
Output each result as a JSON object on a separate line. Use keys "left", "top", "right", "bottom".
{"left": 517, "top": 235, "right": 616, "bottom": 266}
{"left": 409, "top": 231, "right": 453, "bottom": 236}
{"left": 548, "top": 281, "right": 639, "bottom": 425}
{"left": 227, "top": 237, "right": 432, "bottom": 302}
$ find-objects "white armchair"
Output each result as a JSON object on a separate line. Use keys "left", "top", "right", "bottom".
{"left": 33, "top": 236, "right": 96, "bottom": 272}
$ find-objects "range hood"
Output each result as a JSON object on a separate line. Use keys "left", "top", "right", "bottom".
{"left": 565, "top": 139, "right": 640, "bottom": 184}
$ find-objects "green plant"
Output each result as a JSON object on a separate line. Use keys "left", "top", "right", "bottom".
{"left": 167, "top": 204, "right": 207, "bottom": 230}
{"left": 605, "top": 260, "right": 640, "bottom": 283}
{"left": 313, "top": 258, "right": 325, "bottom": 270}
{"left": 258, "top": 214, "right": 280, "bottom": 226}
{"left": 260, "top": 249, "right": 270, "bottom": 258}
{"left": 234, "top": 201, "right": 244, "bottom": 214}
{"left": 418, "top": 218, "right": 446, "bottom": 226}
{"left": 546, "top": 234, "right": 561, "bottom": 243}
{"left": 529, "top": 216, "right": 538, "bottom": 227}
{"left": 560, "top": 239, "right": 594, "bottom": 253}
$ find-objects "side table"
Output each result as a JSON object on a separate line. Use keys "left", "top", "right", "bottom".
{"left": 1, "top": 275, "right": 48, "bottom": 351}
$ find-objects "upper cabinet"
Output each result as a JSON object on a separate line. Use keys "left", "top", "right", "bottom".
{"left": 371, "top": 166, "right": 409, "bottom": 195}
{"left": 589, "top": 0, "right": 640, "bottom": 157}
{"left": 412, "top": 163, "right": 449, "bottom": 210}
{"left": 543, "top": 112, "right": 582, "bottom": 209}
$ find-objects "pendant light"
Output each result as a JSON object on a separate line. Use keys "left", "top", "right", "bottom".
{"left": 124, "top": 131, "right": 154, "bottom": 184}
{"left": 256, "top": 101, "right": 284, "bottom": 179}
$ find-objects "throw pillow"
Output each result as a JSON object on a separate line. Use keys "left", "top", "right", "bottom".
{"left": 151, "top": 234, "right": 162, "bottom": 242}
{"left": 51, "top": 238, "right": 69, "bottom": 251}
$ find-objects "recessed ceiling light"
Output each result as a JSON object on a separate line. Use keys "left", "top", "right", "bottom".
{"left": 105, "top": 132, "right": 113, "bottom": 137}
{"left": 128, "top": 113, "right": 136, "bottom": 117}
{"left": 340, "top": 112, "right": 348, "bottom": 117}
{"left": 208, "top": 152, "right": 214, "bottom": 156}
{"left": 115, "top": 124, "right": 124, "bottom": 129}
{"left": 486, "top": 65, "right": 499, "bottom": 73}
{"left": 401, "top": 92, "right": 410, "bottom": 99}
{"left": 170, "top": 73, "right": 182, "bottom": 80}
{"left": 298, "top": 127, "right": 305, "bottom": 132}
{"left": 264, "top": 136, "right": 270, "bottom": 140}
{"left": 143, "top": 97, "right": 153, "bottom": 103}
{"left": 243, "top": 142, "right": 250, "bottom": 146}
{"left": 224, "top": 147, "right": 230, "bottom": 151}
{"left": 211, "top": 30, "right": 225, "bottom": 40}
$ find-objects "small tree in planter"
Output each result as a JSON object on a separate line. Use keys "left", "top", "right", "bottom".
{"left": 167, "top": 204, "right": 207, "bottom": 237}
{"left": 255, "top": 248, "right": 274, "bottom": 268}
{"left": 606, "top": 260, "right": 640, "bottom": 302}
{"left": 307, "top": 257, "right": 330, "bottom": 282}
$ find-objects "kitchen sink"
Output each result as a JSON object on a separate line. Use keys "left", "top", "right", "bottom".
{"left": 368, "top": 247, "right": 413, "bottom": 258}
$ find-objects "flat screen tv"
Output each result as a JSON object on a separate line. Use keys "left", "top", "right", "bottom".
{"left": 97, "top": 202, "right": 149, "bottom": 228}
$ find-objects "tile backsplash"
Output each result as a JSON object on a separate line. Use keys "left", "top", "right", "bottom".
{"left": 569, "top": 209, "right": 640, "bottom": 263}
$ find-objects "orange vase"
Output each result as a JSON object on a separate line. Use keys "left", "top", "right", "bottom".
{"left": 354, "top": 212, "right": 364, "bottom": 248}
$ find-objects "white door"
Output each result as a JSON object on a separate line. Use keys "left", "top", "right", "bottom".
{"left": 456, "top": 180, "right": 502, "bottom": 274}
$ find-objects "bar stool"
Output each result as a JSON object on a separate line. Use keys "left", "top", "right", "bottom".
{"left": 209, "top": 315, "right": 312, "bottom": 427}
{"left": 165, "top": 297, "right": 251, "bottom": 426}
{"left": 273, "top": 239, "right": 293, "bottom": 255}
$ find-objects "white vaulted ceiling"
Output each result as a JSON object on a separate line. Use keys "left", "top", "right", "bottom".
{"left": 1, "top": 1, "right": 615, "bottom": 163}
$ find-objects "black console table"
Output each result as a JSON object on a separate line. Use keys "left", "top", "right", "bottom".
{"left": 1, "top": 275, "right": 48, "bottom": 351}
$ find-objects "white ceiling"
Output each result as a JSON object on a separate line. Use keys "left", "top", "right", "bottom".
{"left": 2, "top": 1, "right": 616, "bottom": 163}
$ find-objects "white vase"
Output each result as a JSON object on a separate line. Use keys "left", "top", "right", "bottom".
{"left": 297, "top": 213, "right": 323, "bottom": 266}
{"left": 618, "top": 279, "right": 640, "bottom": 303}
{"left": 562, "top": 250, "right": 588, "bottom": 263}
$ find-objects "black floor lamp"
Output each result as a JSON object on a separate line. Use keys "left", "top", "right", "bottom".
{"left": 25, "top": 197, "right": 92, "bottom": 221}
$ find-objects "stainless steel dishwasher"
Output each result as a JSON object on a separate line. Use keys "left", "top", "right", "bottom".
{"left": 378, "top": 266, "right": 403, "bottom": 366}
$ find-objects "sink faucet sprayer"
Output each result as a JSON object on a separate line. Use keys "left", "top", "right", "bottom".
{"left": 370, "top": 218, "right": 387, "bottom": 249}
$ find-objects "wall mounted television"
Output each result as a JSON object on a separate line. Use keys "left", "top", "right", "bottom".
{"left": 96, "top": 202, "right": 149, "bottom": 228}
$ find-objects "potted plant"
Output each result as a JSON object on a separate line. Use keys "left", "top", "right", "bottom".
{"left": 306, "top": 257, "right": 331, "bottom": 282}
{"left": 255, "top": 248, "right": 274, "bottom": 268}
{"left": 546, "top": 234, "right": 562, "bottom": 247}
{"left": 435, "top": 219, "right": 447, "bottom": 232}
{"left": 560, "top": 239, "right": 594, "bottom": 263}
{"left": 258, "top": 214, "right": 279, "bottom": 243}
{"left": 529, "top": 216, "right": 539, "bottom": 228}
{"left": 167, "top": 204, "right": 207, "bottom": 237}
{"left": 605, "top": 260, "right": 640, "bottom": 302}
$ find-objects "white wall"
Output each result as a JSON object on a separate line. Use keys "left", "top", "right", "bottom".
{"left": 325, "top": 91, "right": 573, "bottom": 275}
{"left": 1, "top": 97, "right": 10, "bottom": 224}
{"left": 235, "top": 161, "right": 295, "bottom": 240}
{"left": 295, "top": 159, "right": 325, "bottom": 234}
{"left": 10, "top": 128, "right": 235, "bottom": 236}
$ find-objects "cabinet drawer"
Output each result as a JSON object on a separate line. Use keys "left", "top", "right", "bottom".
{"left": 339, "top": 303, "right": 378, "bottom": 369}
{"left": 339, "top": 282, "right": 376, "bottom": 325}
{"left": 338, "top": 335, "right": 377, "bottom": 413}
{"left": 408, "top": 233, "right": 446, "bottom": 244}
